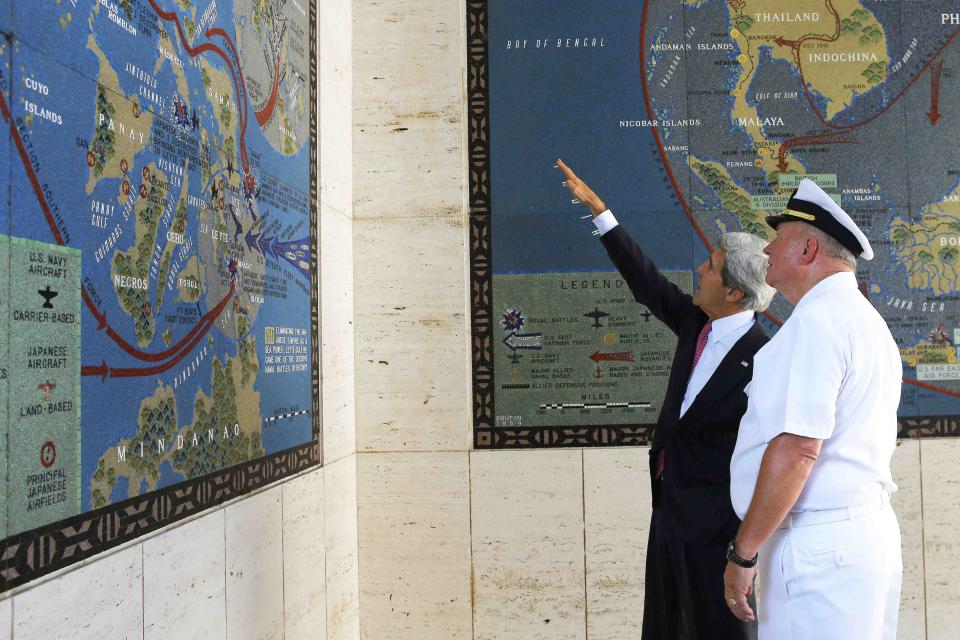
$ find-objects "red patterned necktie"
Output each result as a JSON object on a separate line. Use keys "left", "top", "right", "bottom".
{"left": 690, "top": 320, "right": 713, "bottom": 374}
{"left": 656, "top": 320, "right": 712, "bottom": 479}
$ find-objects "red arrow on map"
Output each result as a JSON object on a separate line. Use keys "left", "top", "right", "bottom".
{"left": 773, "top": 36, "right": 799, "bottom": 50}
{"left": 81, "top": 360, "right": 110, "bottom": 382}
{"left": 929, "top": 59, "right": 944, "bottom": 125}
{"left": 589, "top": 350, "right": 635, "bottom": 363}
{"left": 776, "top": 150, "right": 789, "bottom": 173}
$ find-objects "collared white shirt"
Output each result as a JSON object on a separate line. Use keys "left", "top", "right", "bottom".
{"left": 680, "top": 310, "right": 755, "bottom": 417}
{"left": 594, "top": 210, "right": 756, "bottom": 417}
{"left": 730, "top": 272, "right": 902, "bottom": 518}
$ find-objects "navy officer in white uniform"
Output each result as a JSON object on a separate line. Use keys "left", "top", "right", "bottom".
{"left": 723, "top": 178, "right": 903, "bottom": 639}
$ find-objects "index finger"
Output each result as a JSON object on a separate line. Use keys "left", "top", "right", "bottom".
{"left": 735, "top": 595, "right": 755, "bottom": 622}
{"left": 556, "top": 158, "right": 577, "bottom": 180}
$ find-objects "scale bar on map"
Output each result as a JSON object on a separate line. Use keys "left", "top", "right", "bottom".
{"left": 540, "top": 402, "right": 651, "bottom": 410}
{"left": 263, "top": 409, "right": 311, "bottom": 424}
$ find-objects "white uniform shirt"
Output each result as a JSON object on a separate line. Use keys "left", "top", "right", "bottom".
{"left": 594, "top": 210, "right": 755, "bottom": 417}
{"left": 730, "top": 272, "right": 902, "bottom": 518}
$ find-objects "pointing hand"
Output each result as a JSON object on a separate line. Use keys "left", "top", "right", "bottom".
{"left": 556, "top": 159, "right": 606, "bottom": 217}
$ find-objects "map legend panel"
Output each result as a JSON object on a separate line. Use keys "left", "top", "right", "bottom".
{"left": 492, "top": 271, "right": 690, "bottom": 429}
{"left": 0, "top": 237, "right": 8, "bottom": 540}
{"left": 5, "top": 236, "right": 82, "bottom": 534}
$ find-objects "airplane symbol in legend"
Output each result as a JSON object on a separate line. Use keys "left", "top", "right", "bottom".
{"left": 38, "top": 285, "right": 58, "bottom": 309}
{"left": 584, "top": 306, "right": 610, "bottom": 328}
{"left": 37, "top": 380, "right": 56, "bottom": 401}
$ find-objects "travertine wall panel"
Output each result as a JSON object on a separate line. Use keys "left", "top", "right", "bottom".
{"left": 320, "top": 0, "right": 360, "bottom": 635}
{"left": 891, "top": 440, "right": 926, "bottom": 640}
{"left": 358, "top": 452, "right": 472, "bottom": 639}
{"left": 225, "top": 487, "right": 285, "bottom": 640}
{"left": 12, "top": 545, "right": 142, "bottom": 640}
{"left": 583, "top": 448, "right": 651, "bottom": 640}
{"left": 352, "top": 0, "right": 464, "bottom": 219}
{"left": 322, "top": 204, "right": 357, "bottom": 463}
{"left": 283, "top": 468, "right": 328, "bottom": 639}
{"left": 143, "top": 511, "right": 227, "bottom": 640}
{"left": 320, "top": 0, "right": 353, "bottom": 217}
{"left": 470, "top": 450, "right": 587, "bottom": 640}
{"left": 353, "top": 217, "right": 469, "bottom": 452}
{"left": 325, "top": 455, "right": 361, "bottom": 640}
{"left": 0, "top": 597, "right": 8, "bottom": 640}
{"left": 921, "top": 438, "right": 960, "bottom": 640}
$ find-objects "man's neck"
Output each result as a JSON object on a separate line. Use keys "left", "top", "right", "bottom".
{"left": 705, "top": 305, "right": 750, "bottom": 321}
{"left": 787, "top": 266, "right": 853, "bottom": 305}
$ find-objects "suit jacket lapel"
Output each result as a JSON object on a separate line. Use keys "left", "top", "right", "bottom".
{"left": 678, "top": 322, "right": 764, "bottom": 426}
{"left": 661, "top": 315, "right": 706, "bottom": 420}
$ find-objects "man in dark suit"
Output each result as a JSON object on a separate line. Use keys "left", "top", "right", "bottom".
{"left": 558, "top": 160, "right": 775, "bottom": 639}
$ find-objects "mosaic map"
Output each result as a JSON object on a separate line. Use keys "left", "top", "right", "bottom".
{"left": 0, "top": 0, "right": 317, "bottom": 567}
{"left": 472, "top": 0, "right": 960, "bottom": 446}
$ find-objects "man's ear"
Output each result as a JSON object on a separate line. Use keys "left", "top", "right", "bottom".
{"left": 727, "top": 287, "right": 746, "bottom": 303}
{"left": 799, "top": 236, "right": 819, "bottom": 265}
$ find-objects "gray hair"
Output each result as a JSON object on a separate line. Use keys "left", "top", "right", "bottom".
{"left": 805, "top": 225, "right": 857, "bottom": 269}
{"left": 718, "top": 232, "right": 776, "bottom": 312}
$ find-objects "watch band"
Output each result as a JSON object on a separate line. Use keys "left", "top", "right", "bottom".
{"left": 726, "top": 539, "right": 759, "bottom": 568}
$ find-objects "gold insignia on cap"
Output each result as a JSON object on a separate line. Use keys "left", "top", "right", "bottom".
{"left": 784, "top": 209, "right": 816, "bottom": 221}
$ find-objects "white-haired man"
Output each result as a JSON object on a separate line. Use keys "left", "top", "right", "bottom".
{"left": 724, "top": 178, "right": 903, "bottom": 639}
{"left": 559, "top": 159, "right": 774, "bottom": 639}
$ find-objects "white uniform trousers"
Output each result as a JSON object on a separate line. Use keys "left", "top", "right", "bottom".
{"left": 757, "top": 493, "right": 902, "bottom": 639}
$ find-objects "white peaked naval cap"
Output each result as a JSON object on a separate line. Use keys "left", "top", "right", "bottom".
{"left": 766, "top": 178, "right": 874, "bottom": 261}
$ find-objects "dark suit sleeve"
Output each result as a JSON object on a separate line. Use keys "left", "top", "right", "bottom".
{"left": 600, "top": 223, "right": 697, "bottom": 336}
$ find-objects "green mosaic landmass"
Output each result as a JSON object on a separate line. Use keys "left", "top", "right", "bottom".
{"left": 111, "top": 164, "right": 168, "bottom": 347}
{"left": 90, "top": 348, "right": 263, "bottom": 509}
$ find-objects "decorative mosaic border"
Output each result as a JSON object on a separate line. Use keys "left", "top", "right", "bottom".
{"left": 466, "top": 0, "right": 959, "bottom": 449}
{"left": 0, "top": 0, "right": 322, "bottom": 593}
{"left": 898, "top": 416, "right": 960, "bottom": 439}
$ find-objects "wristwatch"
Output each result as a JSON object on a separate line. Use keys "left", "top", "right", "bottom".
{"left": 726, "top": 539, "right": 758, "bottom": 568}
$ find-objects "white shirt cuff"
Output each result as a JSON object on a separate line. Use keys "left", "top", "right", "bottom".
{"left": 592, "top": 210, "right": 619, "bottom": 235}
